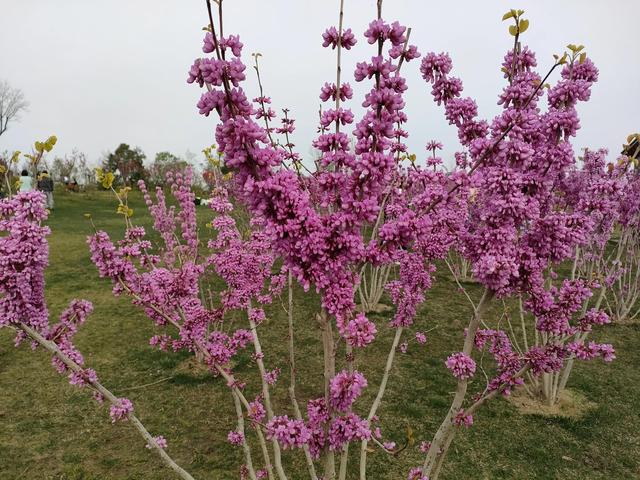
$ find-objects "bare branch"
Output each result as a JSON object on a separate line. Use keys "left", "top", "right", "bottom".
{"left": 0, "top": 80, "right": 29, "bottom": 137}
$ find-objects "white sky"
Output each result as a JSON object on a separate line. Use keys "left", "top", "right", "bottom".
{"left": 1, "top": 0, "right": 638, "bottom": 169}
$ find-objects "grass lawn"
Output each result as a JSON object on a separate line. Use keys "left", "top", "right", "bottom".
{"left": 1, "top": 189, "right": 639, "bottom": 479}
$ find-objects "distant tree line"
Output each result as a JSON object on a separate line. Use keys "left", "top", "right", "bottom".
{"left": 2, "top": 141, "right": 209, "bottom": 194}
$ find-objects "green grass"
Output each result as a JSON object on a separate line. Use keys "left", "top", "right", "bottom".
{"left": 1, "top": 189, "right": 639, "bottom": 479}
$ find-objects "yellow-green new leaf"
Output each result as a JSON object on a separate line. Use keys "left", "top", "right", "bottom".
{"left": 406, "top": 425, "right": 415, "bottom": 446}
{"left": 502, "top": 10, "right": 515, "bottom": 21}
{"left": 101, "top": 171, "right": 115, "bottom": 189}
{"left": 518, "top": 19, "right": 529, "bottom": 33}
{"left": 45, "top": 135, "right": 57, "bottom": 150}
{"left": 509, "top": 25, "right": 518, "bottom": 36}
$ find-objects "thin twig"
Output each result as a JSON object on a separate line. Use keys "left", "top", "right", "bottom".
{"left": 118, "top": 376, "right": 174, "bottom": 392}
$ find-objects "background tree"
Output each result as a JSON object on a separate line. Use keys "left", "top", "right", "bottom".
{"left": 76, "top": 153, "right": 94, "bottom": 186}
{"left": 147, "top": 151, "right": 187, "bottom": 186}
{"left": 102, "top": 143, "right": 146, "bottom": 186}
{"left": 50, "top": 149, "right": 86, "bottom": 182}
{"left": 0, "top": 150, "right": 19, "bottom": 197}
{"left": 201, "top": 145, "right": 226, "bottom": 190}
{"left": 0, "top": 80, "right": 29, "bottom": 137}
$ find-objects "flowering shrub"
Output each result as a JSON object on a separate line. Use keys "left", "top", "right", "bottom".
{"left": 181, "top": 3, "right": 620, "bottom": 478}
{"left": 0, "top": 191, "right": 194, "bottom": 478}
{"left": 0, "top": 2, "right": 633, "bottom": 480}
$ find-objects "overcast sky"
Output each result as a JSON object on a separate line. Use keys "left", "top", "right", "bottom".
{"left": 1, "top": 0, "right": 638, "bottom": 169}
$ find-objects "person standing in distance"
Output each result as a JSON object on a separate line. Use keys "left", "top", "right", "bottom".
{"left": 18, "top": 169, "right": 33, "bottom": 193}
{"left": 37, "top": 170, "right": 55, "bottom": 210}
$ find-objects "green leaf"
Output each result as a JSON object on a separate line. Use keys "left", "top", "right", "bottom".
{"left": 519, "top": 19, "right": 529, "bottom": 33}
{"left": 579, "top": 52, "right": 586, "bottom": 64}
{"left": 509, "top": 25, "right": 518, "bottom": 36}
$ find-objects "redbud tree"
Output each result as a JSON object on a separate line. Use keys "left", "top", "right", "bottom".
{"left": 0, "top": 2, "right": 630, "bottom": 480}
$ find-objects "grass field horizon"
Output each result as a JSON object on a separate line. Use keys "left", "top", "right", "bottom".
{"left": 1, "top": 188, "right": 638, "bottom": 479}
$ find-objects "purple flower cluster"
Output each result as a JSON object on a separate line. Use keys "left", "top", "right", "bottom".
{"left": 329, "top": 370, "right": 367, "bottom": 412}
{"left": 421, "top": 43, "right": 601, "bottom": 299}
{"left": 0, "top": 193, "right": 110, "bottom": 392}
{"left": 407, "top": 467, "right": 430, "bottom": 480}
{"left": 474, "top": 329, "right": 524, "bottom": 395}
{"left": 345, "top": 313, "right": 377, "bottom": 347}
{"left": 322, "top": 26, "right": 357, "bottom": 50}
{"left": 109, "top": 397, "right": 134, "bottom": 423}
{"left": 227, "top": 430, "right": 245, "bottom": 446}
{"left": 567, "top": 341, "right": 615, "bottom": 362}
{"left": 453, "top": 409, "right": 473, "bottom": 427}
{"left": 265, "top": 415, "right": 311, "bottom": 450}
{"left": 0, "top": 192, "right": 50, "bottom": 335}
{"left": 327, "top": 412, "right": 372, "bottom": 451}
{"left": 146, "top": 436, "right": 168, "bottom": 450}
{"left": 445, "top": 352, "right": 476, "bottom": 380}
